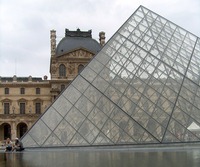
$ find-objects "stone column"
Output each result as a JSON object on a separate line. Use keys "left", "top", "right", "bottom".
{"left": 50, "top": 30, "right": 56, "bottom": 57}
{"left": 11, "top": 121, "right": 17, "bottom": 140}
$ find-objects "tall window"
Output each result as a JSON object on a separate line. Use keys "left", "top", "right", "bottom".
{"left": 35, "top": 103, "right": 41, "bottom": 114}
{"left": 20, "top": 88, "right": 25, "bottom": 94}
{"left": 5, "top": 88, "right": 9, "bottom": 94}
{"left": 59, "top": 64, "right": 66, "bottom": 77}
{"left": 78, "top": 64, "right": 84, "bottom": 73}
{"left": 20, "top": 103, "right": 26, "bottom": 114}
{"left": 4, "top": 103, "right": 10, "bottom": 114}
{"left": 36, "top": 88, "right": 40, "bottom": 94}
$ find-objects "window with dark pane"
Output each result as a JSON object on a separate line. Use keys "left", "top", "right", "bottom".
{"left": 78, "top": 64, "right": 84, "bottom": 73}
{"left": 5, "top": 88, "right": 9, "bottom": 94}
{"left": 20, "top": 103, "right": 26, "bottom": 114}
{"left": 35, "top": 103, "right": 41, "bottom": 114}
{"left": 36, "top": 88, "right": 40, "bottom": 94}
{"left": 4, "top": 103, "right": 10, "bottom": 114}
{"left": 59, "top": 64, "right": 66, "bottom": 77}
{"left": 20, "top": 88, "right": 25, "bottom": 94}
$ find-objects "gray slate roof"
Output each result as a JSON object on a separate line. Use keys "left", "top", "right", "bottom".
{"left": 56, "top": 36, "right": 101, "bottom": 56}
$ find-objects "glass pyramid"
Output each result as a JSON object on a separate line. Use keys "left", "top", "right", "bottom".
{"left": 22, "top": 5, "right": 200, "bottom": 147}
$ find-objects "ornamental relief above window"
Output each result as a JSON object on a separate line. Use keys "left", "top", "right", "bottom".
{"left": 68, "top": 62, "right": 75, "bottom": 74}
{"left": 68, "top": 50, "right": 93, "bottom": 58}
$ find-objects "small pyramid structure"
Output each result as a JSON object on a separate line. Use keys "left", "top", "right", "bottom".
{"left": 22, "top": 5, "right": 200, "bottom": 147}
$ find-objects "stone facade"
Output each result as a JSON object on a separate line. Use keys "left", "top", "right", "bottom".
{"left": 0, "top": 29, "right": 104, "bottom": 142}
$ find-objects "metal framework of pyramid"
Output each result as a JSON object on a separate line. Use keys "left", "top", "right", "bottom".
{"left": 22, "top": 5, "right": 200, "bottom": 147}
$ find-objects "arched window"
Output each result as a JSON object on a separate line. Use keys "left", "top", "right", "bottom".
{"left": 59, "top": 64, "right": 66, "bottom": 77}
{"left": 17, "top": 122, "right": 28, "bottom": 138}
{"left": 78, "top": 64, "right": 84, "bottom": 73}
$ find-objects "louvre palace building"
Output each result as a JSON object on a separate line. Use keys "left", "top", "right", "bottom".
{"left": 2, "top": 6, "right": 200, "bottom": 147}
{"left": 0, "top": 28, "right": 105, "bottom": 142}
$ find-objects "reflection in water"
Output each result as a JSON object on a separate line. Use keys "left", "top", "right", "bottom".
{"left": 0, "top": 152, "right": 25, "bottom": 167}
{"left": 0, "top": 148, "right": 200, "bottom": 167}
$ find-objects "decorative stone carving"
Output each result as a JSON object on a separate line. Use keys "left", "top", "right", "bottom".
{"left": 51, "top": 61, "right": 58, "bottom": 74}
{"left": 68, "top": 62, "right": 75, "bottom": 74}
{"left": 50, "top": 30, "right": 56, "bottom": 57}
{"left": 68, "top": 50, "right": 93, "bottom": 58}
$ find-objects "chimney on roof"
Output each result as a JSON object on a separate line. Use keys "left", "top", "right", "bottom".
{"left": 50, "top": 30, "right": 56, "bottom": 57}
{"left": 99, "top": 31, "right": 105, "bottom": 46}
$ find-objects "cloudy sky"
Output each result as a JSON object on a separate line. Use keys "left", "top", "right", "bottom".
{"left": 0, "top": 0, "right": 200, "bottom": 78}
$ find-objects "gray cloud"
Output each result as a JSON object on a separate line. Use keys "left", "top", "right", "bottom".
{"left": 0, "top": 0, "right": 200, "bottom": 78}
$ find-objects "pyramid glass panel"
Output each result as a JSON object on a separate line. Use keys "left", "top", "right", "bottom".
{"left": 22, "top": 6, "right": 200, "bottom": 147}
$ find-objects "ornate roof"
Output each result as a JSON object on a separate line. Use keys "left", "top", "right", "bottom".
{"left": 56, "top": 29, "right": 101, "bottom": 56}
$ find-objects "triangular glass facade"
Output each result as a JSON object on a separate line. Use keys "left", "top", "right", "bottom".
{"left": 22, "top": 5, "right": 200, "bottom": 147}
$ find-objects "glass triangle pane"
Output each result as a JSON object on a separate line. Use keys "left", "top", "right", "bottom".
{"left": 72, "top": 76, "right": 90, "bottom": 93}
{"left": 88, "top": 107, "right": 108, "bottom": 129}
{"left": 41, "top": 107, "right": 63, "bottom": 131}
{"left": 28, "top": 120, "right": 51, "bottom": 146}
{"left": 64, "top": 107, "right": 86, "bottom": 130}
{"left": 165, "top": 118, "right": 200, "bottom": 142}
{"left": 93, "top": 132, "right": 113, "bottom": 145}
{"left": 52, "top": 95, "right": 73, "bottom": 117}
{"left": 78, "top": 119, "right": 99, "bottom": 144}
{"left": 162, "top": 131, "right": 180, "bottom": 143}
{"left": 42, "top": 133, "right": 64, "bottom": 147}
{"left": 54, "top": 119, "right": 76, "bottom": 145}
{"left": 62, "top": 85, "right": 81, "bottom": 104}
{"left": 69, "top": 133, "right": 89, "bottom": 146}
{"left": 22, "top": 134, "right": 39, "bottom": 148}
{"left": 74, "top": 95, "right": 94, "bottom": 116}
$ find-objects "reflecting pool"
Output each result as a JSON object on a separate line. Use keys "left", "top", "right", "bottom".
{"left": 1, "top": 146, "right": 200, "bottom": 167}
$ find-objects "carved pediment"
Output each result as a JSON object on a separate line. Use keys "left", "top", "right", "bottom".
{"left": 58, "top": 49, "right": 94, "bottom": 59}
{"left": 33, "top": 98, "right": 43, "bottom": 103}
{"left": 17, "top": 98, "right": 27, "bottom": 105}
{"left": 1, "top": 98, "right": 12, "bottom": 104}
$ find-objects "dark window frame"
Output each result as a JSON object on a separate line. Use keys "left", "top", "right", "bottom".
{"left": 4, "top": 103, "right": 10, "bottom": 114}
{"left": 20, "top": 88, "right": 25, "bottom": 94}
{"left": 59, "top": 64, "right": 66, "bottom": 77}
{"left": 20, "top": 102, "right": 26, "bottom": 114}
{"left": 35, "top": 103, "right": 41, "bottom": 114}
{"left": 36, "top": 88, "right": 40, "bottom": 94}
{"left": 78, "top": 64, "right": 84, "bottom": 73}
{"left": 5, "top": 88, "right": 9, "bottom": 94}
